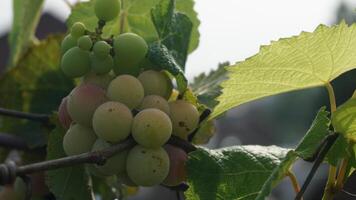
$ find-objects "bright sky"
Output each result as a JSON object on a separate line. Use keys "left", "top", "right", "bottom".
{"left": 1, "top": 0, "right": 355, "bottom": 79}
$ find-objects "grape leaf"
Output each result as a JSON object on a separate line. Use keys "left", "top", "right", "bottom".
{"left": 147, "top": 42, "right": 187, "bottom": 92}
{"left": 151, "top": 0, "right": 193, "bottom": 68}
{"left": 332, "top": 91, "right": 356, "bottom": 142}
{"left": 190, "top": 63, "right": 229, "bottom": 109}
{"left": 185, "top": 145, "right": 291, "bottom": 200}
{"left": 255, "top": 151, "right": 297, "bottom": 200}
{"left": 212, "top": 22, "right": 356, "bottom": 118}
{"left": 67, "top": 0, "right": 200, "bottom": 53}
{"left": 46, "top": 124, "right": 94, "bottom": 200}
{"left": 294, "top": 107, "right": 330, "bottom": 159}
{"left": 8, "top": 0, "right": 44, "bottom": 68}
{"left": 0, "top": 35, "right": 75, "bottom": 147}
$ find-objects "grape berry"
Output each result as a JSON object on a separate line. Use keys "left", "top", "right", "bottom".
{"left": 58, "top": 0, "right": 202, "bottom": 188}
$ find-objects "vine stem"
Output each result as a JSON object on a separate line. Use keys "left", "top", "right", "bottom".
{"left": 0, "top": 135, "right": 196, "bottom": 184}
{"left": 335, "top": 158, "right": 349, "bottom": 190}
{"left": 0, "top": 107, "right": 50, "bottom": 124}
{"left": 119, "top": 0, "right": 126, "bottom": 34}
{"left": 322, "top": 83, "right": 337, "bottom": 200}
{"left": 287, "top": 170, "right": 302, "bottom": 200}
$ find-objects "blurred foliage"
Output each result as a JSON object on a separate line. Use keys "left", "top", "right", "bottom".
{"left": 0, "top": 35, "right": 74, "bottom": 148}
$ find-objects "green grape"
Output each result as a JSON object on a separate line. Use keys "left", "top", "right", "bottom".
{"left": 107, "top": 75, "right": 144, "bottom": 109}
{"left": 82, "top": 71, "right": 114, "bottom": 89}
{"left": 67, "top": 84, "right": 108, "bottom": 127}
{"left": 113, "top": 33, "right": 148, "bottom": 74}
{"left": 113, "top": 54, "right": 141, "bottom": 76}
{"left": 126, "top": 145, "right": 169, "bottom": 186}
{"left": 61, "top": 47, "right": 91, "bottom": 78}
{"left": 77, "top": 35, "right": 93, "bottom": 51}
{"left": 138, "top": 70, "right": 173, "bottom": 99}
{"left": 58, "top": 97, "right": 72, "bottom": 130}
{"left": 61, "top": 34, "right": 77, "bottom": 54}
{"left": 93, "top": 101, "right": 133, "bottom": 142}
{"left": 92, "top": 139, "right": 128, "bottom": 175}
{"left": 71, "top": 22, "right": 86, "bottom": 38}
{"left": 90, "top": 53, "right": 113, "bottom": 74}
{"left": 95, "top": 0, "right": 120, "bottom": 22}
{"left": 63, "top": 124, "right": 97, "bottom": 156}
{"left": 93, "top": 41, "right": 111, "bottom": 59}
{"left": 169, "top": 100, "right": 199, "bottom": 140}
{"left": 139, "top": 95, "right": 170, "bottom": 115}
{"left": 132, "top": 108, "right": 172, "bottom": 148}
{"left": 162, "top": 144, "right": 187, "bottom": 186}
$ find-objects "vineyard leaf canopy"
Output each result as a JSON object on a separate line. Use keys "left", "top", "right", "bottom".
{"left": 212, "top": 22, "right": 356, "bottom": 118}
{"left": 0, "top": 35, "right": 74, "bottom": 147}
{"left": 8, "top": 0, "right": 44, "bottom": 68}
{"left": 332, "top": 91, "right": 356, "bottom": 142}
{"left": 67, "top": 0, "right": 200, "bottom": 53}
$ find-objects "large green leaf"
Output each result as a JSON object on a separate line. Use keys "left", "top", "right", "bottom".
{"left": 151, "top": 0, "right": 193, "bottom": 68}
{"left": 67, "top": 0, "right": 200, "bottom": 52}
{"left": 46, "top": 125, "right": 94, "bottom": 200}
{"left": 0, "top": 35, "right": 75, "bottom": 147}
{"left": 185, "top": 146, "right": 290, "bottom": 200}
{"left": 190, "top": 62, "right": 229, "bottom": 109}
{"left": 212, "top": 22, "right": 356, "bottom": 118}
{"left": 332, "top": 91, "right": 356, "bottom": 142}
{"left": 8, "top": 0, "right": 44, "bottom": 68}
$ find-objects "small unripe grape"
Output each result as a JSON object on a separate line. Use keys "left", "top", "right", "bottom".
{"left": 132, "top": 109, "right": 172, "bottom": 148}
{"left": 93, "top": 101, "right": 132, "bottom": 142}
{"left": 169, "top": 100, "right": 199, "bottom": 140}
{"left": 67, "top": 84, "right": 107, "bottom": 127}
{"left": 138, "top": 70, "right": 173, "bottom": 99}
{"left": 63, "top": 124, "right": 97, "bottom": 156}
{"left": 61, "top": 47, "right": 91, "bottom": 78}
{"left": 95, "top": 0, "right": 120, "bottom": 22}
{"left": 92, "top": 139, "right": 128, "bottom": 175}
{"left": 58, "top": 97, "right": 72, "bottom": 130}
{"left": 82, "top": 71, "right": 114, "bottom": 89}
{"left": 93, "top": 41, "right": 111, "bottom": 59}
{"left": 113, "top": 55, "right": 141, "bottom": 76}
{"left": 107, "top": 75, "right": 144, "bottom": 109}
{"left": 113, "top": 33, "right": 148, "bottom": 72}
{"left": 162, "top": 144, "right": 187, "bottom": 186}
{"left": 77, "top": 35, "right": 93, "bottom": 51}
{"left": 139, "top": 95, "right": 170, "bottom": 115}
{"left": 126, "top": 145, "right": 169, "bottom": 186}
{"left": 61, "top": 34, "right": 77, "bottom": 54}
{"left": 90, "top": 54, "right": 113, "bottom": 74}
{"left": 71, "top": 22, "right": 86, "bottom": 38}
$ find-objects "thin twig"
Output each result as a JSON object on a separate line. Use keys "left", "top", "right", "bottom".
{"left": 287, "top": 170, "right": 302, "bottom": 200}
{"left": 0, "top": 107, "right": 50, "bottom": 124}
{"left": 16, "top": 139, "right": 136, "bottom": 176}
{"left": 188, "top": 109, "right": 212, "bottom": 142}
{"left": 0, "top": 135, "right": 195, "bottom": 184}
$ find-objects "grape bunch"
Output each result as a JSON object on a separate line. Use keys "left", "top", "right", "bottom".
{"left": 57, "top": 0, "right": 200, "bottom": 187}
